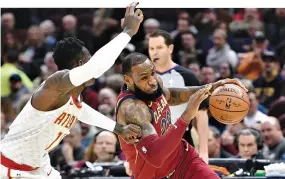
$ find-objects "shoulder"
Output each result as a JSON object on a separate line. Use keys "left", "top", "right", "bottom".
{"left": 173, "top": 65, "right": 200, "bottom": 86}
{"left": 44, "top": 70, "right": 70, "bottom": 89}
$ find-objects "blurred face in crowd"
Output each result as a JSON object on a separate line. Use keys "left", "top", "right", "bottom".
{"left": 98, "top": 88, "right": 117, "bottom": 108}
{"left": 27, "top": 26, "right": 43, "bottom": 45}
{"left": 213, "top": 29, "right": 226, "bottom": 49}
{"left": 248, "top": 92, "right": 259, "bottom": 116}
{"left": 62, "top": 15, "right": 77, "bottom": 32}
{"left": 182, "top": 33, "right": 196, "bottom": 50}
{"left": 262, "top": 57, "right": 278, "bottom": 76}
{"left": 1, "top": 13, "right": 15, "bottom": 31}
{"left": 208, "top": 130, "right": 220, "bottom": 158}
{"left": 94, "top": 131, "right": 117, "bottom": 162}
{"left": 63, "top": 127, "right": 82, "bottom": 148}
{"left": 238, "top": 134, "right": 258, "bottom": 159}
{"left": 228, "top": 122, "right": 245, "bottom": 135}
{"left": 148, "top": 36, "right": 174, "bottom": 67}
{"left": 248, "top": 22, "right": 261, "bottom": 37}
{"left": 79, "top": 122, "right": 90, "bottom": 136}
{"left": 3, "top": 33, "right": 16, "bottom": 48}
{"left": 275, "top": 8, "right": 285, "bottom": 17}
{"left": 253, "top": 40, "right": 268, "bottom": 54}
{"left": 10, "top": 80, "right": 22, "bottom": 93}
{"left": 188, "top": 63, "right": 200, "bottom": 79}
{"left": 244, "top": 8, "right": 259, "bottom": 21}
{"left": 201, "top": 67, "right": 216, "bottom": 84}
{"left": 177, "top": 19, "right": 189, "bottom": 32}
{"left": 219, "top": 62, "right": 231, "bottom": 79}
{"left": 261, "top": 117, "right": 282, "bottom": 147}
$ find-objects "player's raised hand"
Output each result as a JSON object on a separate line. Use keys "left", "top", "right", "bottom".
{"left": 121, "top": 2, "right": 144, "bottom": 37}
{"left": 211, "top": 78, "right": 248, "bottom": 93}
{"left": 181, "top": 85, "right": 212, "bottom": 123}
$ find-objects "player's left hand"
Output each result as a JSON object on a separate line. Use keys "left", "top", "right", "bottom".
{"left": 119, "top": 124, "right": 142, "bottom": 144}
{"left": 210, "top": 78, "right": 248, "bottom": 93}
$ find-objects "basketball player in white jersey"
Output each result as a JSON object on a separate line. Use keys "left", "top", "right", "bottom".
{"left": 148, "top": 29, "right": 210, "bottom": 163}
{"left": 0, "top": 2, "right": 143, "bottom": 178}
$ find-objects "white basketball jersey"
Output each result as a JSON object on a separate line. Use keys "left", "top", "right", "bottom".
{"left": 0, "top": 95, "right": 82, "bottom": 168}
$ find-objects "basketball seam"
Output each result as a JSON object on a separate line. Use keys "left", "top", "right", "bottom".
{"left": 211, "top": 94, "right": 249, "bottom": 105}
{"left": 209, "top": 104, "right": 249, "bottom": 112}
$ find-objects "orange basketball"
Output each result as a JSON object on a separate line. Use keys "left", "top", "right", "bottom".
{"left": 209, "top": 83, "right": 250, "bottom": 124}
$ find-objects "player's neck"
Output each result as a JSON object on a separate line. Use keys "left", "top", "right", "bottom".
{"left": 155, "top": 59, "right": 177, "bottom": 73}
{"left": 70, "top": 86, "right": 84, "bottom": 99}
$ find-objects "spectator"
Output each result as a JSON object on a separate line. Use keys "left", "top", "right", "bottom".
{"left": 188, "top": 61, "right": 201, "bottom": 80}
{"left": 84, "top": 130, "right": 121, "bottom": 163}
{"left": 79, "top": 121, "right": 99, "bottom": 150}
{"left": 261, "top": 117, "right": 285, "bottom": 160}
{"left": 237, "top": 31, "right": 269, "bottom": 81}
{"left": 217, "top": 62, "right": 234, "bottom": 80}
{"left": 143, "top": 18, "right": 160, "bottom": 35}
{"left": 50, "top": 123, "right": 85, "bottom": 170}
{"left": 1, "top": 32, "right": 21, "bottom": 60}
{"left": 1, "top": 49, "right": 33, "bottom": 97}
{"left": 98, "top": 88, "right": 117, "bottom": 119}
{"left": 58, "top": 15, "right": 77, "bottom": 40}
{"left": 1, "top": 12, "right": 15, "bottom": 33}
{"left": 206, "top": 29, "right": 238, "bottom": 72}
{"left": 19, "top": 25, "right": 50, "bottom": 80}
{"left": 8, "top": 74, "right": 30, "bottom": 110}
{"left": 106, "top": 74, "right": 125, "bottom": 95}
{"left": 200, "top": 66, "right": 216, "bottom": 85}
{"left": 39, "top": 19, "right": 56, "bottom": 49}
{"left": 253, "top": 51, "right": 284, "bottom": 108}
{"left": 178, "top": 31, "right": 205, "bottom": 67}
{"left": 221, "top": 122, "right": 246, "bottom": 155}
{"left": 234, "top": 128, "right": 265, "bottom": 159}
{"left": 208, "top": 126, "right": 233, "bottom": 158}
{"left": 244, "top": 91, "right": 268, "bottom": 128}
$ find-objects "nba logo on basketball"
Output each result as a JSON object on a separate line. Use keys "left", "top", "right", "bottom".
{"left": 225, "top": 98, "right": 232, "bottom": 109}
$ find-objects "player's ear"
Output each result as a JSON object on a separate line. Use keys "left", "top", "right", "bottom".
{"left": 168, "top": 44, "right": 174, "bottom": 54}
{"left": 124, "top": 74, "right": 133, "bottom": 87}
{"left": 78, "top": 60, "right": 83, "bottom": 66}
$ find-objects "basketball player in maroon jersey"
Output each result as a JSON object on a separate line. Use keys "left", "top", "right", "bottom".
{"left": 116, "top": 52, "right": 247, "bottom": 179}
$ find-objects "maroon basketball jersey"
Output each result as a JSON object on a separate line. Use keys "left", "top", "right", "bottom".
{"left": 115, "top": 87, "right": 186, "bottom": 179}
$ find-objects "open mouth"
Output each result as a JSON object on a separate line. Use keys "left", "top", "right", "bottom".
{"left": 153, "top": 58, "right": 159, "bottom": 63}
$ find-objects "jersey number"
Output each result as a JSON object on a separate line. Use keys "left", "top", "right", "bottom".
{"left": 45, "top": 132, "right": 66, "bottom": 152}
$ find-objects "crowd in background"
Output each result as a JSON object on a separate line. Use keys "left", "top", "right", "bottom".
{"left": 1, "top": 8, "right": 285, "bottom": 177}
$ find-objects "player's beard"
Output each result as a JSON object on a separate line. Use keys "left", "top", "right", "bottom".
{"left": 133, "top": 82, "right": 163, "bottom": 102}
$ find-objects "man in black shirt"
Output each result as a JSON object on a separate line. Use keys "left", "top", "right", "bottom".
{"left": 148, "top": 29, "right": 210, "bottom": 163}
{"left": 254, "top": 51, "right": 284, "bottom": 108}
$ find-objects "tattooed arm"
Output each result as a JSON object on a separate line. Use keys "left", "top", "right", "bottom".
{"left": 117, "top": 98, "right": 189, "bottom": 168}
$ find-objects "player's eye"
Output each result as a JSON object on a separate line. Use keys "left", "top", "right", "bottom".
{"left": 141, "top": 76, "right": 147, "bottom": 80}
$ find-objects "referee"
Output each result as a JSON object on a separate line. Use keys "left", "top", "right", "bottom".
{"left": 148, "top": 29, "right": 210, "bottom": 163}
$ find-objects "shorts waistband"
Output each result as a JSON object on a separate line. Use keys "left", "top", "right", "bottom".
{"left": 0, "top": 153, "right": 39, "bottom": 171}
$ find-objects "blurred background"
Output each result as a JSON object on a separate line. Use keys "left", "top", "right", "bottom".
{"left": 1, "top": 8, "right": 285, "bottom": 178}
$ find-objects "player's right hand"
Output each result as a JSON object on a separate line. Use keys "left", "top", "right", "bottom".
{"left": 119, "top": 124, "right": 142, "bottom": 144}
{"left": 181, "top": 85, "right": 212, "bottom": 123}
{"left": 121, "top": 2, "right": 144, "bottom": 37}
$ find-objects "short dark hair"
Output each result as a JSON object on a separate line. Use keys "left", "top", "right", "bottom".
{"left": 209, "top": 126, "right": 221, "bottom": 139}
{"left": 52, "top": 36, "right": 85, "bottom": 70}
{"left": 6, "top": 49, "right": 19, "bottom": 63}
{"left": 149, "top": 29, "right": 173, "bottom": 46}
{"left": 122, "top": 52, "right": 148, "bottom": 75}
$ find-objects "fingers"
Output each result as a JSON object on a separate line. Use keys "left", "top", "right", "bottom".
{"left": 135, "top": 9, "right": 144, "bottom": 22}
{"left": 128, "top": 124, "right": 142, "bottom": 136}
{"left": 129, "top": 2, "right": 139, "bottom": 15}
{"left": 227, "top": 78, "right": 248, "bottom": 92}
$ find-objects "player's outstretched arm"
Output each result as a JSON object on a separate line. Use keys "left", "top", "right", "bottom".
{"left": 36, "top": 3, "right": 143, "bottom": 94}
{"left": 80, "top": 102, "right": 141, "bottom": 144}
{"left": 163, "top": 78, "right": 248, "bottom": 106}
{"left": 117, "top": 99, "right": 190, "bottom": 168}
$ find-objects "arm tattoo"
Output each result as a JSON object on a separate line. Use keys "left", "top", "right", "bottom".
{"left": 167, "top": 86, "right": 204, "bottom": 106}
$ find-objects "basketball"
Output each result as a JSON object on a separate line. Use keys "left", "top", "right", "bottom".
{"left": 209, "top": 83, "right": 250, "bottom": 124}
